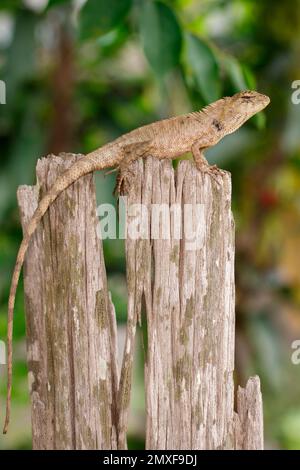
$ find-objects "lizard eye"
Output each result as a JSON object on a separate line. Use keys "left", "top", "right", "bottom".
{"left": 242, "top": 94, "right": 254, "bottom": 101}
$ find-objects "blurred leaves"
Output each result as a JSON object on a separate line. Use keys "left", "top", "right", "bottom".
{"left": 77, "top": 0, "right": 260, "bottom": 107}
{"left": 75, "top": 0, "right": 261, "bottom": 105}
{"left": 0, "top": 1, "right": 22, "bottom": 11}
{"left": 224, "top": 55, "right": 250, "bottom": 92}
{"left": 223, "top": 55, "right": 265, "bottom": 129}
{"left": 139, "top": 1, "right": 182, "bottom": 76}
{"left": 185, "top": 33, "right": 220, "bottom": 103}
{"left": 47, "top": 0, "right": 71, "bottom": 8}
{"left": 279, "top": 410, "right": 300, "bottom": 450}
{"left": 79, "top": 0, "right": 132, "bottom": 40}
{"left": 4, "top": 10, "right": 37, "bottom": 97}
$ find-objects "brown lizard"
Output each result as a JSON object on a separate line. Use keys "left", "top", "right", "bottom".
{"left": 3, "top": 90, "right": 270, "bottom": 433}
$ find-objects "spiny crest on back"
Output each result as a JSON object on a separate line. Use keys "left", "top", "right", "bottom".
{"left": 190, "top": 97, "right": 228, "bottom": 121}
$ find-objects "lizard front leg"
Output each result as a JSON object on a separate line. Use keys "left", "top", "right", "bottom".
{"left": 114, "top": 140, "right": 151, "bottom": 195}
{"left": 191, "top": 138, "right": 225, "bottom": 178}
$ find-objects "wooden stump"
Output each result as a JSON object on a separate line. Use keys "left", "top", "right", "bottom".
{"left": 17, "top": 154, "right": 119, "bottom": 449}
{"left": 120, "top": 157, "right": 263, "bottom": 450}
{"left": 17, "top": 154, "right": 263, "bottom": 449}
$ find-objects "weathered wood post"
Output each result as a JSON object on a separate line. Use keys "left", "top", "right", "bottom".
{"left": 121, "top": 157, "right": 264, "bottom": 450}
{"left": 17, "top": 154, "right": 263, "bottom": 450}
{"left": 17, "top": 154, "right": 119, "bottom": 449}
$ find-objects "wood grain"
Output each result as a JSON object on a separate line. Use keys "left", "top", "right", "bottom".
{"left": 18, "top": 154, "right": 263, "bottom": 449}
{"left": 18, "top": 153, "right": 119, "bottom": 449}
{"left": 120, "top": 157, "right": 264, "bottom": 450}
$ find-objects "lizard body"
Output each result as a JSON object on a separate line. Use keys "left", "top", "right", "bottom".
{"left": 3, "top": 90, "right": 270, "bottom": 433}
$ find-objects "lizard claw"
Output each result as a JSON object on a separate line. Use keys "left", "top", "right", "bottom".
{"left": 196, "top": 163, "right": 226, "bottom": 185}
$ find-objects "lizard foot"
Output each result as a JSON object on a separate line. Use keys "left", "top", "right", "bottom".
{"left": 113, "top": 167, "right": 134, "bottom": 195}
{"left": 196, "top": 163, "right": 226, "bottom": 184}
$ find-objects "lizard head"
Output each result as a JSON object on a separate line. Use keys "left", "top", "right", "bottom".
{"left": 218, "top": 90, "right": 270, "bottom": 135}
{"left": 204, "top": 90, "right": 270, "bottom": 138}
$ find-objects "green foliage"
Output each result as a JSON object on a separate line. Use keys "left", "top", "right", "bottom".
{"left": 224, "top": 56, "right": 252, "bottom": 92}
{"left": 139, "top": 1, "right": 182, "bottom": 76}
{"left": 4, "top": 11, "right": 37, "bottom": 95}
{"left": 223, "top": 56, "right": 265, "bottom": 128}
{"left": 185, "top": 33, "right": 220, "bottom": 103}
{"left": 75, "top": 0, "right": 260, "bottom": 106}
{"left": 79, "top": 0, "right": 132, "bottom": 40}
{"left": 279, "top": 410, "right": 300, "bottom": 450}
{"left": 47, "top": 0, "right": 71, "bottom": 8}
{"left": 0, "top": 0, "right": 22, "bottom": 11}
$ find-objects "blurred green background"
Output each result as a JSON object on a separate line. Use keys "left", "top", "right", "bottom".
{"left": 1, "top": 0, "right": 300, "bottom": 450}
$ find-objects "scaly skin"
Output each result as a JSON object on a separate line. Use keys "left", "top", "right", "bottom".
{"left": 3, "top": 90, "right": 270, "bottom": 433}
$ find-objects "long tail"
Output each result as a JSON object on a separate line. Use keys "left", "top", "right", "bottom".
{"left": 3, "top": 154, "right": 105, "bottom": 434}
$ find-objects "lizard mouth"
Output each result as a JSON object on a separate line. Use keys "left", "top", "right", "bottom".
{"left": 241, "top": 91, "right": 270, "bottom": 111}
{"left": 258, "top": 93, "right": 271, "bottom": 108}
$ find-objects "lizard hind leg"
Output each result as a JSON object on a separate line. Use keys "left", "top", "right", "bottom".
{"left": 114, "top": 165, "right": 135, "bottom": 195}
{"left": 104, "top": 165, "right": 133, "bottom": 194}
{"left": 113, "top": 140, "right": 151, "bottom": 195}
